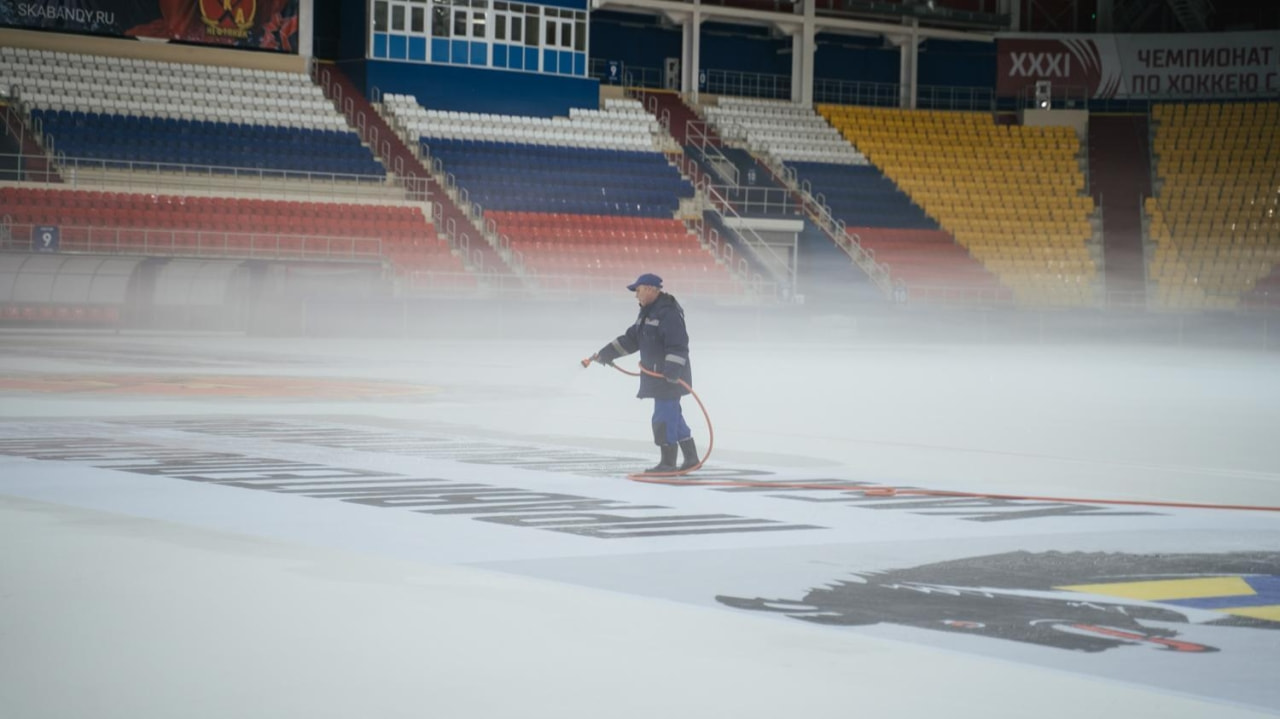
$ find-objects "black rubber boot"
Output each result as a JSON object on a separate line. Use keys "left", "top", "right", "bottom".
{"left": 678, "top": 438, "right": 699, "bottom": 470}
{"left": 644, "top": 444, "right": 679, "bottom": 474}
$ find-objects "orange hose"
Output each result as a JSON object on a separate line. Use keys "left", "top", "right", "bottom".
{"left": 624, "top": 475, "right": 1280, "bottom": 512}
{"left": 581, "top": 357, "right": 1278, "bottom": 512}
{"left": 582, "top": 356, "right": 713, "bottom": 476}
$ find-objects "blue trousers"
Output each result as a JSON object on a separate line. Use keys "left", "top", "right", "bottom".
{"left": 652, "top": 398, "right": 692, "bottom": 445}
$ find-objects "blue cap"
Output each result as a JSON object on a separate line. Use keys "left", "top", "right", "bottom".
{"left": 626, "top": 273, "right": 663, "bottom": 291}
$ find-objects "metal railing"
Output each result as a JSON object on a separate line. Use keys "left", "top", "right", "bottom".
{"left": 31, "top": 154, "right": 417, "bottom": 198}
{"left": 756, "top": 153, "right": 894, "bottom": 298}
{"left": 685, "top": 120, "right": 739, "bottom": 186}
{"left": 701, "top": 182, "right": 796, "bottom": 295}
{"left": 399, "top": 265, "right": 780, "bottom": 302}
{"left": 898, "top": 284, "right": 1015, "bottom": 307}
{"left": 704, "top": 184, "right": 800, "bottom": 216}
{"left": 813, "top": 79, "right": 911, "bottom": 109}
{"left": 0, "top": 221, "right": 385, "bottom": 262}
{"left": 702, "top": 69, "right": 792, "bottom": 101}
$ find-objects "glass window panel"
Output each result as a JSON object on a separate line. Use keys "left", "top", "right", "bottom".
{"left": 559, "top": 19, "right": 570, "bottom": 48}
{"left": 391, "top": 4, "right": 405, "bottom": 31}
{"left": 511, "top": 16, "right": 522, "bottom": 44}
{"left": 411, "top": 6, "right": 425, "bottom": 32}
{"left": 544, "top": 19, "right": 554, "bottom": 46}
{"left": 472, "top": 12, "right": 484, "bottom": 37}
{"left": 453, "top": 9, "right": 466, "bottom": 36}
{"left": 574, "top": 17, "right": 584, "bottom": 51}
{"left": 432, "top": 5, "right": 450, "bottom": 36}
{"left": 373, "top": 0, "right": 388, "bottom": 31}
{"left": 494, "top": 1, "right": 506, "bottom": 8}
{"left": 524, "top": 9, "right": 538, "bottom": 46}
{"left": 495, "top": 14, "right": 506, "bottom": 40}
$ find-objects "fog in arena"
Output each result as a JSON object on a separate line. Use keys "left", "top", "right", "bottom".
{"left": 5, "top": 5, "right": 1280, "bottom": 716}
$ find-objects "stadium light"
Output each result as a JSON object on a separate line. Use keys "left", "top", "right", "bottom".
{"left": 1034, "top": 80, "right": 1052, "bottom": 110}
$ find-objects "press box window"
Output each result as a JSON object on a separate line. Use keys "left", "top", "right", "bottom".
{"left": 432, "top": 3, "right": 449, "bottom": 36}
{"left": 524, "top": 5, "right": 539, "bottom": 46}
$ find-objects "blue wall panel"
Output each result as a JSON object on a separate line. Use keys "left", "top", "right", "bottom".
{"left": 363, "top": 60, "right": 598, "bottom": 117}
{"left": 432, "top": 38, "right": 449, "bottom": 62}
{"left": 409, "top": 37, "right": 427, "bottom": 62}
{"left": 373, "top": 33, "right": 388, "bottom": 59}
{"left": 389, "top": 34, "right": 407, "bottom": 60}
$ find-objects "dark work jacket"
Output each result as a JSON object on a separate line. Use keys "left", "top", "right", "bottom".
{"left": 596, "top": 292, "right": 692, "bottom": 399}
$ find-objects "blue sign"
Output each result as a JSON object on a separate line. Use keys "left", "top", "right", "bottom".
{"left": 607, "top": 60, "right": 623, "bottom": 84}
{"left": 33, "top": 225, "right": 59, "bottom": 253}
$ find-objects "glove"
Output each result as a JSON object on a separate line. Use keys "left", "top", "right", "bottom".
{"left": 663, "top": 366, "right": 681, "bottom": 384}
{"left": 593, "top": 349, "right": 616, "bottom": 366}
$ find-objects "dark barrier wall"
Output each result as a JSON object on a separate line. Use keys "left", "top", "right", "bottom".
{"left": 1, "top": 0, "right": 300, "bottom": 52}
{"left": 919, "top": 38, "right": 996, "bottom": 88}
{"left": 588, "top": 11, "right": 680, "bottom": 74}
{"left": 815, "top": 34, "right": 899, "bottom": 86}
{"left": 700, "top": 22, "right": 791, "bottom": 76}
{"left": 588, "top": 11, "right": 993, "bottom": 90}
{"left": 364, "top": 59, "right": 599, "bottom": 117}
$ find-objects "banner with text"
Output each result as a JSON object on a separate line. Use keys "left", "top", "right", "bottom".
{"left": 2, "top": 0, "right": 300, "bottom": 53}
{"left": 996, "top": 31, "right": 1279, "bottom": 100}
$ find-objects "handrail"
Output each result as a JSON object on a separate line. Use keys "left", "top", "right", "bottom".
{"left": 704, "top": 184, "right": 799, "bottom": 216}
{"left": 702, "top": 183, "right": 794, "bottom": 297}
{"left": 685, "top": 120, "right": 739, "bottom": 186}
{"left": 403, "top": 268, "right": 775, "bottom": 302}
{"left": 0, "top": 222, "right": 385, "bottom": 261}
{"left": 3, "top": 152, "right": 422, "bottom": 202}
{"left": 757, "top": 152, "right": 894, "bottom": 298}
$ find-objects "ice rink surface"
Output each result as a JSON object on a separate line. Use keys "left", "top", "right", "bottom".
{"left": 2, "top": 315, "right": 1279, "bottom": 718}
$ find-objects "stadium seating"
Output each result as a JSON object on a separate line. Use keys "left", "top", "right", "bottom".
{"left": 790, "top": 163, "right": 937, "bottom": 230}
{"left": 704, "top": 97, "right": 868, "bottom": 165}
{"left": 854, "top": 227, "right": 1011, "bottom": 302}
{"left": 378, "top": 94, "right": 741, "bottom": 295}
{"left": 696, "top": 97, "right": 1003, "bottom": 300}
{"left": 486, "top": 211, "right": 738, "bottom": 294}
{"left": 0, "top": 186, "right": 462, "bottom": 274}
{"left": 0, "top": 47, "right": 383, "bottom": 178}
{"left": 385, "top": 95, "right": 659, "bottom": 151}
{"left": 820, "top": 104, "right": 1098, "bottom": 307}
{"left": 1146, "top": 101, "right": 1280, "bottom": 310}
{"left": 384, "top": 94, "right": 692, "bottom": 217}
